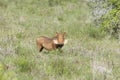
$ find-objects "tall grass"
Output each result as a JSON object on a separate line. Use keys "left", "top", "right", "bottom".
{"left": 0, "top": 0, "right": 120, "bottom": 80}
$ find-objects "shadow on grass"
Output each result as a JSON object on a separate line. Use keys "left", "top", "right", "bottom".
{"left": 41, "top": 49, "right": 64, "bottom": 55}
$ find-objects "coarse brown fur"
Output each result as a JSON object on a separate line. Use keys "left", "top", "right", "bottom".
{"left": 36, "top": 32, "right": 67, "bottom": 52}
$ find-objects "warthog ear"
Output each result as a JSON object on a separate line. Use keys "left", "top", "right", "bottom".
{"left": 53, "top": 39, "right": 58, "bottom": 44}
{"left": 56, "top": 32, "right": 58, "bottom": 35}
{"left": 64, "top": 39, "right": 68, "bottom": 44}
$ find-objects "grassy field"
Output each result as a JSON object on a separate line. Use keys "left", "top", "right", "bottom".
{"left": 0, "top": 0, "right": 120, "bottom": 80}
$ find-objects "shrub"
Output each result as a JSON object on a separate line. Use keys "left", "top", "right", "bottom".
{"left": 89, "top": 0, "right": 120, "bottom": 38}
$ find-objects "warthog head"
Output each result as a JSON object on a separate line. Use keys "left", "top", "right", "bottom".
{"left": 53, "top": 32, "right": 68, "bottom": 47}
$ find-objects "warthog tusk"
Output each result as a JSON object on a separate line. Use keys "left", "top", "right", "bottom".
{"left": 64, "top": 39, "right": 68, "bottom": 44}
{"left": 53, "top": 39, "right": 58, "bottom": 44}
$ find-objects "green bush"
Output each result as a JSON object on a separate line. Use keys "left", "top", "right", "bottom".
{"left": 91, "top": 0, "right": 120, "bottom": 38}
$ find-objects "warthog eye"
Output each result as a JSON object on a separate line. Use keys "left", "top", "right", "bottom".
{"left": 64, "top": 39, "right": 68, "bottom": 44}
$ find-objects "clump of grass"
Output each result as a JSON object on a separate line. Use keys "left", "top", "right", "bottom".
{"left": 0, "top": 71, "right": 18, "bottom": 80}
{"left": 48, "top": 0, "right": 78, "bottom": 7}
{"left": 45, "top": 58, "right": 79, "bottom": 78}
{"left": 16, "top": 32, "right": 25, "bottom": 40}
{"left": 0, "top": 63, "right": 17, "bottom": 80}
{"left": 17, "top": 73, "right": 34, "bottom": 80}
{"left": 0, "top": 0, "right": 7, "bottom": 8}
{"left": 81, "top": 26, "right": 106, "bottom": 39}
{"left": 0, "top": 63, "right": 7, "bottom": 74}
{"left": 15, "top": 42, "right": 33, "bottom": 56}
{"left": 14, "top": 56, "right": 35, "bottom": 73}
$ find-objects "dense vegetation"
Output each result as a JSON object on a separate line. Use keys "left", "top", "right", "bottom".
{"left": 90, "top": 0, "right": 120, "bottom": 38}
{"left": 0, "top": 0, "right": 120, "bottom": 80}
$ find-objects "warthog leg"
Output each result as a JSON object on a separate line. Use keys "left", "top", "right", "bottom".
{"left": 39, "top": 47, "right": 43, "bottom": 52}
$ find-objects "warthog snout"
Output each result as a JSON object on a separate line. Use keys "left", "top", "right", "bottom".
{"left": 56, "top": 44, "right": 64, "bottom": 48}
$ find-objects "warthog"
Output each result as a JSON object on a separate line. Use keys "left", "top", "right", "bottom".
{"left": 36, "top": 32, "right": 68, "bottom": 52}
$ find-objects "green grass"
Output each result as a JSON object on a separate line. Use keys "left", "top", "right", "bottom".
{"left": 0, "top": 0, "right": 120, "bottom": 80}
